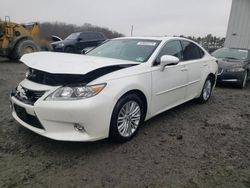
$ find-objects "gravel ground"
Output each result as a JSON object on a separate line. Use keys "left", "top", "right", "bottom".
{"left": 0, "top": 57, "right": 250, "bottom": 188}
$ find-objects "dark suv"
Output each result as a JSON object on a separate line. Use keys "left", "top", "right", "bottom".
{"left": 51, "top": 32, "right": 106, "bottom": 53}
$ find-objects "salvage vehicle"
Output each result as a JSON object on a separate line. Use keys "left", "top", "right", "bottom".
{"left": 10, "top": 37, "right": 218, "bottom": 142}
{"left": 51, "top": 31, "right": 106, "bottom": 53}
{"left": 212, "top": 48, "right": 250, "bottom": 88}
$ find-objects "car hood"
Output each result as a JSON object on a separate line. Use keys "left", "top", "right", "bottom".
{"left": 217, "top": 58, "right": 247, "bottom": 69}
{"left": 20, "top": 52, "right": 138, "bottom": 74}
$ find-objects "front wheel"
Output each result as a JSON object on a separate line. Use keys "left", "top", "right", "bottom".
{"left": 197, "top": 77, "right": 213, "bottom": 103}
{"left": 109, "top": 94, "right": 145, "bottom": 142}
{"left": 239, "top": 71, "right": 248, "bottom": 89}
{"left": 64, "top": 46, "right": 75, "bottom": 53}
{"left": 11, "top": 40, "right": 40, "bottom": 60}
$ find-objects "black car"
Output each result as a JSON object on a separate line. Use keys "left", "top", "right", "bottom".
{"left": 212, "top": 48, "right": 250, "bottom": 88}
{"left": 51, "top": 32, "right": 106, "bottom": 53}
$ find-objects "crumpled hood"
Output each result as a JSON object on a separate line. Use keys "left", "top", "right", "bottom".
{"left": 20, "top": 52, "right": 138, "bottom": 74}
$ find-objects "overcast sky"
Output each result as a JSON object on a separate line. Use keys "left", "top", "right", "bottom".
{"left": 0, "top": 0, "right": 232, "bottom": 37}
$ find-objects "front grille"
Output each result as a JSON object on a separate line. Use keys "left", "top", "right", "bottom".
{"left": 52, "top": 44, "right": 56, "bottom": 48}
{"left": 26, "top": 68, "right": 86, "bottom": 86}
{"left": 12, "top": 86, "right": 46, "bottom": 105}
{"left": 14, "top": 104, "right": 44, "bottom": 130}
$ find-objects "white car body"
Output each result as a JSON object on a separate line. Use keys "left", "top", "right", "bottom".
{"left": 10, "top": 37, "right": 218, "bottom": 142}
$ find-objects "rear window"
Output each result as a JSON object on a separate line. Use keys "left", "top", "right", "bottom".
{"left": 181, "top": 41, "right": 204, "bottom": 61}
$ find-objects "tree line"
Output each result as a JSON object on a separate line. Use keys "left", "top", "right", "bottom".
{"left": 1, "top": 18, "right": 225, "bottom": 51}
{"left": 178, "top": 34, "right": 225, "bottom": 53}
{"left": 40, "top": 22, "right": 124, "bottom": 39}
{"left": 39, "top": 23, "right": 225, "bottom": 52}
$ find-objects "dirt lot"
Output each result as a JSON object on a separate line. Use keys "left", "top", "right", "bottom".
{"left": 0, "top": 57, "right": 250, "bottom": 188}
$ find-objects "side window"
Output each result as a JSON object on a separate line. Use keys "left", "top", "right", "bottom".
{"left": 89, "top": 33, "right": 98, "bottom": 41}
{"left": 79, "top": 33, "right": 88, "bottom": 41}
{"left": 156, "top": 40, "right": 183, "bottom": 65}
{"left": 181, "top": 40, "right": 204, "bottom": 61}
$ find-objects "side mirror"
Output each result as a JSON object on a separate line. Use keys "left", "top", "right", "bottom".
{"left": 81, "top": 47, "right": 95, "bottom": 54}
{"left": 81, "top": 49, "right": 87, "bottom": 55}
{"left": 160, "top": 55, "right": 179, "bottom": 71}
{"left": 77, "top": 37, "right": 82, "bottom": 41}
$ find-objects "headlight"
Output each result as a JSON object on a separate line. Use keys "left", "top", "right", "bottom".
{"left": 46, "top": 83, "right": 106, "bottom": 101}
{"left": 56, "top": 43, "right": 65, "bottom": 48}
{"left": 25, "top": 68, "right": 31, "bottom": 77}
{"left": 227, "top": 67, "right": 245, "bottom": 72}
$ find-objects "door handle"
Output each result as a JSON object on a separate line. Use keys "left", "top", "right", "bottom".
{"left": 203, "top": 64, "right": 208, "bottom": 67}
{"left": 181, "top": 66, "right": 188, "bottom": 71}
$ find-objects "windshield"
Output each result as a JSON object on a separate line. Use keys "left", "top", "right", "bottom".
{"left": 87, "top": 39, "right": 161, "bottom": 62}
{"left": 65, "top": 33, "right": 80, "bottom": 40}
{"left": 212, "top": 48, "right": 249, "bottom": 60}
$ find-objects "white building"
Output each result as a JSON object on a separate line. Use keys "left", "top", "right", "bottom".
{"left": 225, "top": 0, "right": 250, "bottom": 49}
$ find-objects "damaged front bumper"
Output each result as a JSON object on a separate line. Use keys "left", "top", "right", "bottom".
{"left": 10, "top": 79, "right": 115, "bottom": 142}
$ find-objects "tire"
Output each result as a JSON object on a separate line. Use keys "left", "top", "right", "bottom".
{"left": 11, "top": 40, "right": 40, "bottom": 60}
{"left": 109, "top": 94, "right": 145, "bottom": 142}
{"left": 239, "top": 71, "right": 248, "bottom": 89}
{"left": 196, "top": 76, "right": 213, "bottom": 103}
{"left": 64, "top": 46, "right": 75, "bottom": 53}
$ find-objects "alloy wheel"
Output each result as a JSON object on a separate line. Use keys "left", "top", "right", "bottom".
{"left": 242, "top": 72, "right": 247, "bottom": 88}
{"left": 203, "top": 79, "right": 212, "bottom": 101}
{"left": 117, "top": 101, "right": 141, "bottom": 137}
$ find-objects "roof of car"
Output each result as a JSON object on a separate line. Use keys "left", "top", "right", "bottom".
{"left": 111, "top": 36, "right": 210, "bottom": 55}
{"left": 113, "top": 36, "right": 193, "bottom": 42}
{"left": 222, "top": 47, "right": 249, "bottom": 51}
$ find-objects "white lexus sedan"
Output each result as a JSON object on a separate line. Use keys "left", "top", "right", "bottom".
{"left": 10, "top": 37, "right": 218, "bottom": 142}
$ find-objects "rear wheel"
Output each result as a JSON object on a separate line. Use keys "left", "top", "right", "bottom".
{"left": 109, "top": 94, "right": 145, "bottom": 142}
{"left": 11, "top": 40, "right": 40, "bottom": 60}
{"left": 197, "top": 77, "right": 213, "bottom": 103}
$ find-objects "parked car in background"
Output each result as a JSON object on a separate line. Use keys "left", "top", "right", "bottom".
{"left": 51, "top": 35, "right": 62, "bottom": 42}
{"left": 10, "top": 37, "right": 217, "bottom": 142}
{"left": 212, "top": 48, "right": 250, "bottom": 88}
{"left": 51, "top": 31, "right": 106, "bottom": 53}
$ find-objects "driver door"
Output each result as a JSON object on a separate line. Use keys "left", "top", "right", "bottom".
{"left": 151, "top": 40, "right": 188, "bottom": 115}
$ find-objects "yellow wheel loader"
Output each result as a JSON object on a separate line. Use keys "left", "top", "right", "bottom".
{"left": 0, "top": 17, "right": 51, "bottom": 60}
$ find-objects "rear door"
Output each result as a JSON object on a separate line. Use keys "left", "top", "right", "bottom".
{"left": 180, "top": 40, "right": 206, "bottom": 100}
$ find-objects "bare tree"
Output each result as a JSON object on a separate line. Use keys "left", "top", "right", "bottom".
{"left": 40, "top": 22, "right": 124, "bottom": 39}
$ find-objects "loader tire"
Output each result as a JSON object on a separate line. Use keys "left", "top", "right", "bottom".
{"left": 10, "top": 40, "right": 40, "bottom": 60}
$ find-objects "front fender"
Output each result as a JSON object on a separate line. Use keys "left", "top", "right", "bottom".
{"left": 97, "top": 72, "right": 152, "bottom": 119}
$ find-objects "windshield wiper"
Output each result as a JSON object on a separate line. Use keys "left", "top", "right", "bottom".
{"left": 221, "top": 57, "right": 238, "bottom": 60}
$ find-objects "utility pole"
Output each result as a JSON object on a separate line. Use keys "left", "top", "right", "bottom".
{"left": 131, "top": 25, "right": 134, "bottom": 37}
